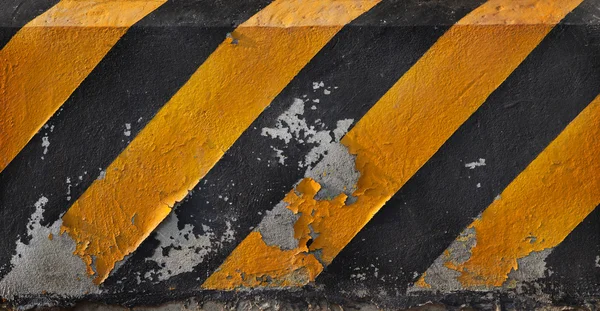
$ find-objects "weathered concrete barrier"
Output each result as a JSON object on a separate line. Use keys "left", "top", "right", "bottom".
{"left": 0, "top": 0, "right": 598, "bottom": 308}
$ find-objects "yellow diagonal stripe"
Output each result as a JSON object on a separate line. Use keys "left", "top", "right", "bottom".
{"left": 419, "top": 94, "right": 600, "bottom": 288}
{"left": 60, "top": 0, "right": 381, "bottom": 284}
{"left": 203, "top": 0, "right": 583, "bottom": 290}
{"left": 0, "top": 0, "right": 166, "bottom": 172}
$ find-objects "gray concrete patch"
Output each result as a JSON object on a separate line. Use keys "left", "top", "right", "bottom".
{"left": 410, "top": 227, "right": 477, "bottom": 293}
{"left": 505, "top": 248, "right": 554, "bottom": 285}
{"left": 143, "top": 211, "right": 235, "bottom": 282}
{"left": 0, "top": 196, "right": 99, "bottom": 298}
{"left": 307, "top": 142, "right": 359, "bottom": 202}
{"left": 257, "top": 201, "right": 300, "bottom": 251}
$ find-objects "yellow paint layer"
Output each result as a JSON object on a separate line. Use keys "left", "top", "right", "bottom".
{"left": 0, "top": 0, "right": 165, "bottom": 172}
{"left": 448, "top": 94, "right": 600, "bottom": 287}
{"left": 204, "top": 0, "right": 581, "bottom": 289}
{"left": 61, "top": 0, "right": 380, "bottom": 284}
{"left": 457, "top": 0, "right": 582, "bottom": 25}
{"left": 205, "top": 231, "right": 324, "bottom": 289}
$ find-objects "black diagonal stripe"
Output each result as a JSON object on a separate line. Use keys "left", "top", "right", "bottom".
{"left": 0, "top": 0, "right": 272, "bottom": 278}
{"left": 540, "top": 205, "right": 600, "bottom": 302}
{"left": 0, "top": 0, "right": 59, "bottom": 49}
{"left": 318, "top": 2, "right": 600, "bottom": 299}
{"left": 101, "top": 0, "right": 486, "bottom": 302}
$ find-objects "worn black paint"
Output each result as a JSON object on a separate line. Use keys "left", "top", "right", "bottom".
{"left": 102, "top": 0, "right": 486, "bottom": 296}
{"left": 320, "top": 2, "right": 600, "bottom": 298}
{"left": 0, "top": 0, "right": 272, "bottom": 277}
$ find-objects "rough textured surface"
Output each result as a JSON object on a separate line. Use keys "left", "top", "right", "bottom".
{"left": 0, "top": 0, "right": 599, "bottom": 309}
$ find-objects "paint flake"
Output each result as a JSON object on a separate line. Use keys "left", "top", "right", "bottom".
{"left": 41, "top": 135, "right": 50, "bottom": 155}
{"left": 465, "top": 158, "right": 486, "bottom": 169}
{"left": 272, "top": 147, "right": 287, "bottom": 165}
{"left": 124, "top": 123, "right": 132, "bottom": 136}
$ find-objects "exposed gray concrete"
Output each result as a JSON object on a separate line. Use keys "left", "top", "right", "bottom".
{"left": 0, "top": 196, "right": 99, "bottom": 299}
{"left": 142, "top": 211, "right": 236, "bottom": 282}
{"left": 505, "top": 249, "right": 553, "bottom": 284}
{"left": 258, "top": 202, "right": 300, "bottom": 251}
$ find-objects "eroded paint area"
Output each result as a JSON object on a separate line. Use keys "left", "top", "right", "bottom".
{"left": 204, "top": 95, "right": 360, "bottom": 289}
{"left": 257, "top": 201, "right": 300, "bottom": 251}
{"left": 414, "top": 231, "right": 555, "bottom": 293}
{"left": 203, "top": 230, "right": 323, "bottom": 289}
{"left": 260, "top": 95, "right": 358, "bottom": 199}
{"left": 413, "top": 228, "right": 553, "bottom": 292}
{"left": 0, "top": 196, "right": 98, "bottom": 298}
{"left": 204, "top": 179, "right": 347, "bottom": 289}
{"left": 504, "top": 249, "right": 553, "bottom": 287}
{"left": 141, "top": 211, "right": 235, "bottom": 282}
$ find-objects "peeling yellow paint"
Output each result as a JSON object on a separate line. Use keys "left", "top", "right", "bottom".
{"left": 204, "top": 0, "right": 582, "bottom": 289}
{"left": 61, "top": 0, "right": 380, "bottom": 284}
{"left": 0, "top": 0, "right": 166, "bottom": 172}
{"left": 204, "top": 178, "right": 344, "bottom": 289}
{"left": 446, "top": 94, "right": 600, "bottom": 287}
{"left": 203, "top": 231, "right": 323, "bottom": 289}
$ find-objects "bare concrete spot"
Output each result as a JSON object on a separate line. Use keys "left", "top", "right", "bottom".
{"left": 0, "top": 196, "right": 99, "bottom": 298}
{"left": 308, "top": 142, "right": 359, "bottom": 201}
{"left": 464, "top": 158, "right": 486, "bottom": 169}
{"left": 257, "top": 201, "right": 300, "bottom": 250}
{"left": 504, "top": 248, "right": 553, "bottom": 286}
{"left": 260, "top": 98, "right": 306, "bottom": 145}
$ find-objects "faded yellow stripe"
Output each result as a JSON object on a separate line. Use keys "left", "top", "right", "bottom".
{"left": 60, "top": 0, "right": 381, "bottom": 284}
{"left": 0, "top": 0, "right": 165, "bottom": 172}
{"left": 203, "top": 0, "right": 582, "bottom": 290}
{"left": 439, "top": 94, "right": 600, "bottom": 288}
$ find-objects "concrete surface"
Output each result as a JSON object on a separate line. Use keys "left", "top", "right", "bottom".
{"left": 0, "top": 0, "right": 599, "bottom": 309}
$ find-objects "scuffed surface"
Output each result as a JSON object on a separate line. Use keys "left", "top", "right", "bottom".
{"left": 201, "top": 0, "right": 583, "bottom": 289}
{"left": 0, "top": 0, "right": 598, "bottom": 307}
{"left": 203, "top": 93, "right": 362, "bottom": 289}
